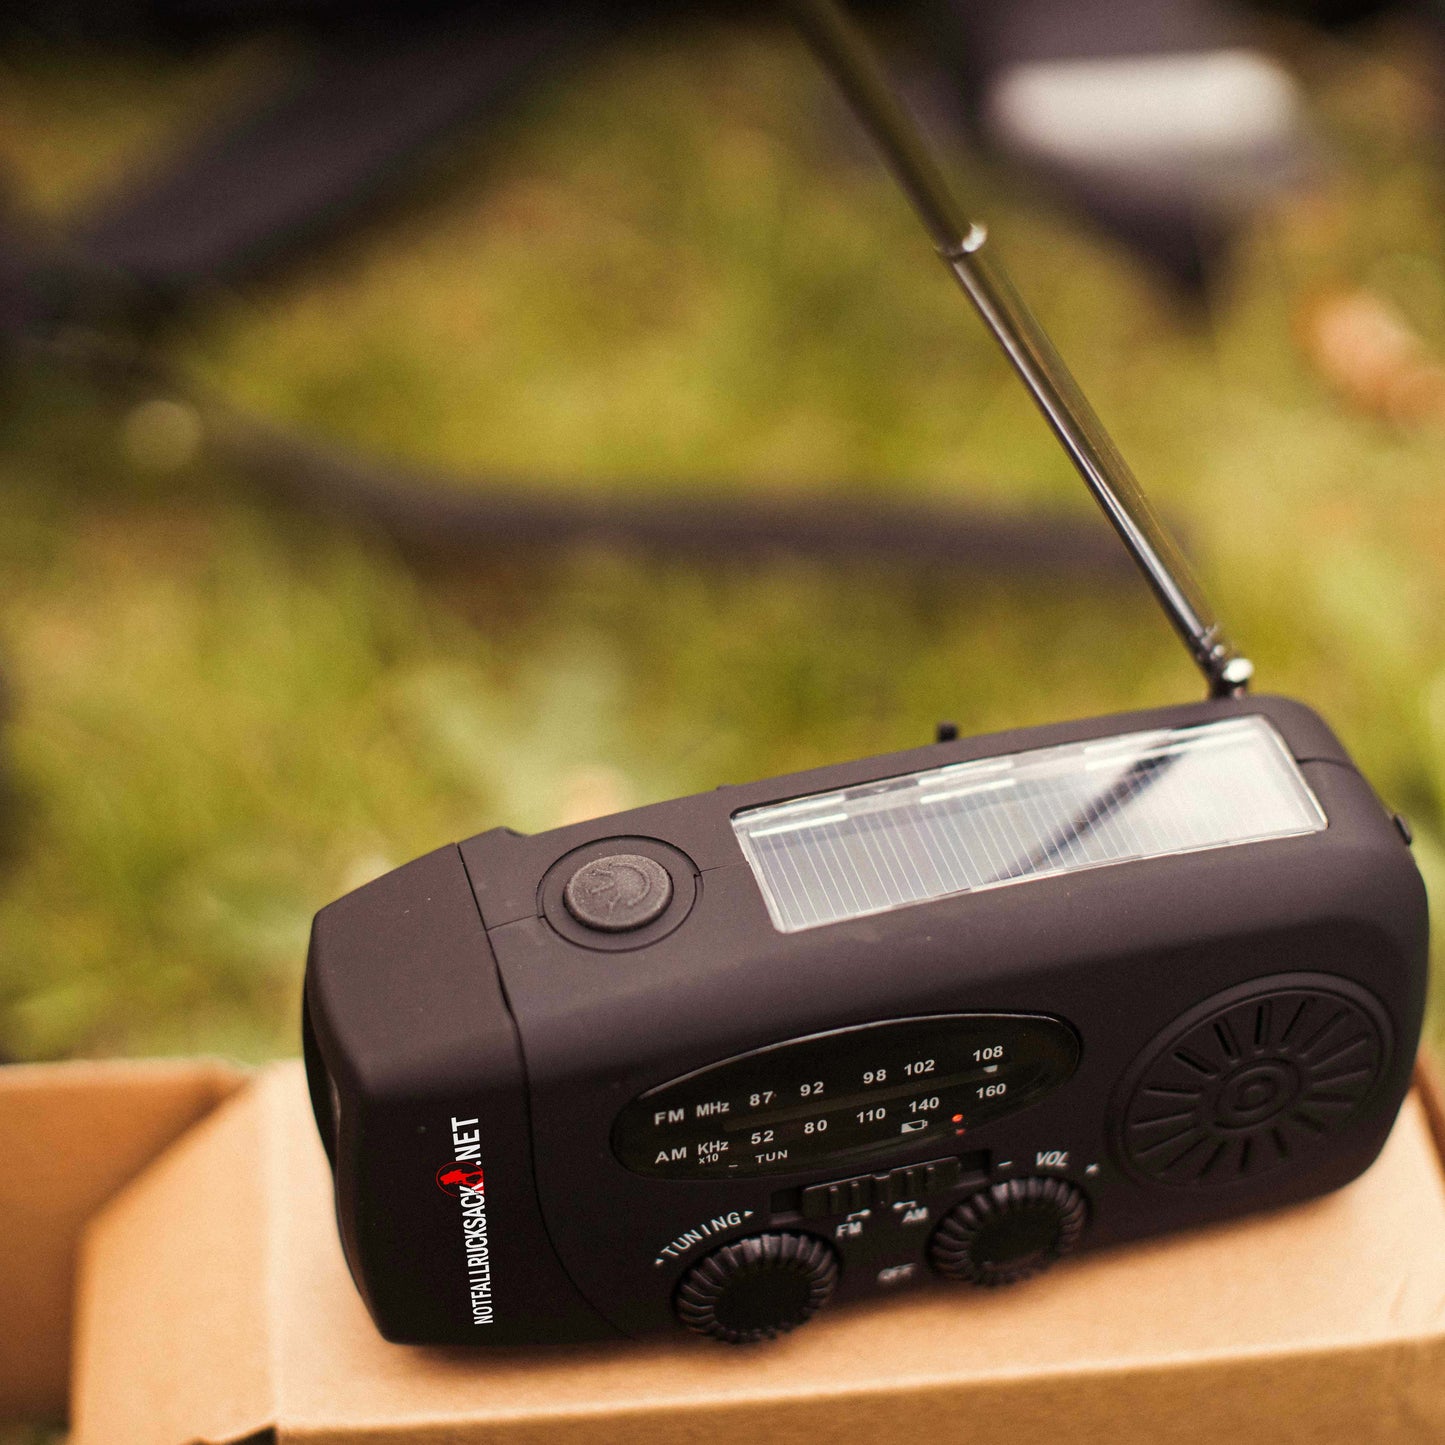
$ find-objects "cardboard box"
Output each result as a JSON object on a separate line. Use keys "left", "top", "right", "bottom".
{"left": 0, "top": 1058, "right": 245, "bottom": 1424}
{"left": 66, "top": 1060, "right": 1445, "bottom": 1445}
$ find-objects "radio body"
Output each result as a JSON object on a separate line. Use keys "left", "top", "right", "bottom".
{"left": 302, "top": 691, "right": 1428, "bottom": 1345}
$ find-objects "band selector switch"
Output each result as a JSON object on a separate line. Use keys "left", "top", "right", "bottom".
{"left": 799, "top": 1156, "right": 969, "bottom": 1219}
{"left": 801, "top": 1175, "right": 873, "bottom": 1219}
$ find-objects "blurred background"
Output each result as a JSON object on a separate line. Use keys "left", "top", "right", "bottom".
{"left": 0, "top": 0, "right": 1442, "bottom": 1077}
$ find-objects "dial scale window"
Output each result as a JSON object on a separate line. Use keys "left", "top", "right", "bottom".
{"left": 612, "top": 1014, "right": 1079, "bottom": 1179}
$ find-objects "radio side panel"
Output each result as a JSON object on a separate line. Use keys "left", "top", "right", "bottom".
{"left": 302, "top": 844, "right": 614, "bottom": 1345}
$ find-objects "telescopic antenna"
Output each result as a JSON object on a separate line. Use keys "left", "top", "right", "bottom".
{"left": 788, "top": 0, "right": 1253, "bottom": 699}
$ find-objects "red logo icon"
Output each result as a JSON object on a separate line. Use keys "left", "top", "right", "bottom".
{"left": 436, "top": 1163, "right": 485, "bottom": 1196}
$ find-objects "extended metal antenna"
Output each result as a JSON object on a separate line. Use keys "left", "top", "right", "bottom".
{"left": 789, "top": 0, "right": 1253, "bottom": 699}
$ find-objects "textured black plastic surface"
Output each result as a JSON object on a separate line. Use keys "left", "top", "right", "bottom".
{"left": 674, "top": 1232, "right": 840, "bottom": 1343}
{"left": 1114, "top": 975, "right": 1391, "bottom": 1187}
{"left": 303, "top": 695, "right": 1429, "bottom": 1345}
{"left": 930, "top": 1176, "right": 1089, "bottom": 1285}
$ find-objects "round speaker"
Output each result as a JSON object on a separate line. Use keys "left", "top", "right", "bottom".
{"left": 1114, "top": 975, "right": 1391, "bottom": 1187}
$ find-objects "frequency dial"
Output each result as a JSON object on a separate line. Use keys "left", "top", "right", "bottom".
{"left": 929, "top": 1177, "right": 1088, "bottom": 1286}
{"left": 615, "top": 1014, "right": 1079, "bottom": 1179}
{"left": 674, "top": 1233, "right": 839, "bottom": 1344}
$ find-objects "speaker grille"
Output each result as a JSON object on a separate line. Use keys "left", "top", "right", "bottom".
{"left": 1117, "top": 978, "right": 1390, "bottom": 1187}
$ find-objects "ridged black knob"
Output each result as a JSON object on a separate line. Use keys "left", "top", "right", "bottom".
{"left": 674, "top": 1232, "right": 839, "bottom": 1344}
{"left": 929, "top": 1177, "right": 1087, "bottom": 1286}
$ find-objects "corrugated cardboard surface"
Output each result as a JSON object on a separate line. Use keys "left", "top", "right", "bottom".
{"left": 0, "top": 1058, "right": 245, "bottom": 1422}
{"left": 72, "top": 1061, "right": 1445, "bottom": 1445}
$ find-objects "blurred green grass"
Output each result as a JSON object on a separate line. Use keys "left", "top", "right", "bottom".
{"left": 0, "top": 16, "right": 1442, "bottom": 1066}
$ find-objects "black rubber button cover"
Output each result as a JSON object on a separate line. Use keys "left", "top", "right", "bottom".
{"left": 563, "top": 853, "right": 673, "bottom": 933}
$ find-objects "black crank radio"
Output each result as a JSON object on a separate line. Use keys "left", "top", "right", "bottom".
{"left": 301, "top": 0, "right": 1430, "bottom": 1347}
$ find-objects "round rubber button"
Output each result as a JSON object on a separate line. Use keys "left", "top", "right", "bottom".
{"left": 563, "top": 854, "right": 673, "bottom": 933}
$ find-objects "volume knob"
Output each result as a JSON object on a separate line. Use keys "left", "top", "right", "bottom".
{"left": 674, "top": 1232, "right": 839, "bottom": 1344}
{"left": 929, "top": 1177, "right": 1088, "bottom": 1286}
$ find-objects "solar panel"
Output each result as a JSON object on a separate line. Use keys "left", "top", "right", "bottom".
{"left": 732, "top": 716, "right": 1326, "bottom": 934}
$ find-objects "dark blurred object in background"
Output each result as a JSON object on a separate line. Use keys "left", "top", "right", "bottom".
{"left": 0, "top": 0, "right": 554, "bottom": 42}
{"left": 63, "top": 5, "right": 612, "bottom": 323}
{"left": 0, "top": 0, "right": 1384, "bottom": 302}
{"left": 0, "top": 0, "right": 1438, "bottom": 554}
{"left": 1241, "top": 0, "right": 1401, "bottom": 27}
{"left": 922, "top": 0, "right": 1317, "bottom": 293}
{"left": 0, "top": 0, "right": 1437, "bottom": 619}
{"left": 0, "top": 0, "right": 1158, "bottom": 579}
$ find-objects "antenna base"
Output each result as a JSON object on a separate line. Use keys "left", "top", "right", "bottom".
{"left": 1210, "top": 655, "right": 1254, "bottom": 699}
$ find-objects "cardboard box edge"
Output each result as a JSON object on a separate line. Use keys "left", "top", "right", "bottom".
{"left": 0, "top": 1055, "right": 251, "bottom": 1426}
{"left": 70, "top": 1064, "right": 285, "bottom": 1445}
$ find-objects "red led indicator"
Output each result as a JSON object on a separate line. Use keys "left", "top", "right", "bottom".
{"left": 951, "top": 1114, "right": 963, "bottom": 1123}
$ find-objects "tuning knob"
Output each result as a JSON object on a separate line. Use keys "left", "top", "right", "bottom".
{"left": 674, "top": 1232, "right": 839, "bottom": 1344}
{"left": 929, "top": 1177, "right": 1088, "bottom": 1286}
